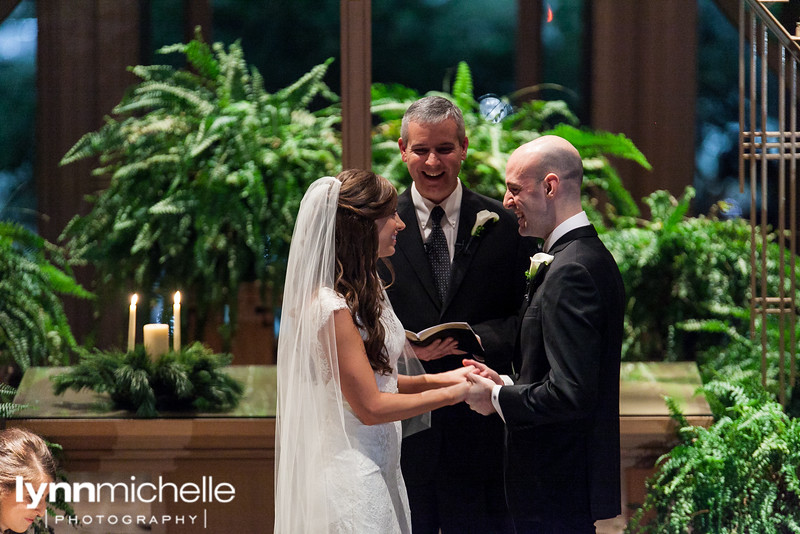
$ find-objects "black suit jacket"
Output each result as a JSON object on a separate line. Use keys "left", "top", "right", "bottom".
{"left": 382, "top": 186, "right": 534, "bottom": 485}
{"left": 498, "top": 225, "right": 624, "bottom": 521}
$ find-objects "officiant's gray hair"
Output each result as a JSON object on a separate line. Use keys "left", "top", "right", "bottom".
{"left": 401, "top": 95, "right": 466, "bottom": 145}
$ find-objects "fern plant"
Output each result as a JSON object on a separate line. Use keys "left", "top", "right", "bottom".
{"left": 0, "top": 222, "right": 91, "bottom": 374}
{"left": 51, "top": 342, "right": 243, "bottom": 418}
{"left": 600, "top": 186, "right": 799, "bottom": 361}
{"left": 59, "top": 31, "right": 341, "bottom": 350}
{"left": 370, "top": 61, "right": 650, "bottom": 225}
{"left": 626, "top": 380, "right": 800, "bottom": 533}
{"left": 0, "top": 382, "right": 25, "bottom": 418}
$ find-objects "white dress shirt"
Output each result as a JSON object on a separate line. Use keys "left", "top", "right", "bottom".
{"left": 491, "top": 211, "right": 591, "bottom": 421}
{"left": 410, "top": 181, "right": 463, "bottom": 260}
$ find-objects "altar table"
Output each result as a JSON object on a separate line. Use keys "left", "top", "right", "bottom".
{"left": 9, "top": 362, "right": 710, "bottom": 532}
{"left": 618, "top": 361, "right": 712, "bottom": 520}
{"left": 9, "top": 365, "right": 276, "bottom": 534}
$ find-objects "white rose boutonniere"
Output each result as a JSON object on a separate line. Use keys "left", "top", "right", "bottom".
{"left": 526, "top": 252, "right": 554, "bottom": 280}
{"left": 471, "top": 210, "right": 500, "bottom": 237}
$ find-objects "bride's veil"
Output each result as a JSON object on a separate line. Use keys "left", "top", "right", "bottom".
{"left": 274, "top": 176, "right": 348, "bottom": 533}
{"left": 274, "top": 175, "right": 430, "bottom": 533}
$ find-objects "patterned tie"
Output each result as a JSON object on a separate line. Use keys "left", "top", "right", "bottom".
{"left": 427, "top": 205, "right": 450, "bottom": 304}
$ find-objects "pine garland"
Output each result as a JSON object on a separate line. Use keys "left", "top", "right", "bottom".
{"left": 51, "top": 343, "right": 244, "bottom": 418}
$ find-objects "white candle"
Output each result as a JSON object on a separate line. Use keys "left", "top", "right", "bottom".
{"left": 143, "top": 324, "right": 169, "bottom": 359}
{"left": 173, "top": 291, "right": 181, "bottom": 352}
{"left": 127, "top": 294, "right": 138, "bottom": 352}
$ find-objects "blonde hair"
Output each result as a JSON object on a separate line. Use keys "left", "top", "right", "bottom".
{"left": 0, "top": 428, "right": 56, "bottom": 495}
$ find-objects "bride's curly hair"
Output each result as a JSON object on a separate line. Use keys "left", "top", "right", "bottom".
{"left": 335, "top": 169, "right": 397, "bottom": 375}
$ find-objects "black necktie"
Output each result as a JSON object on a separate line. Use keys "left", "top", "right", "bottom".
{"left": 426, "top": 205, "right": 450, "bottom": 304}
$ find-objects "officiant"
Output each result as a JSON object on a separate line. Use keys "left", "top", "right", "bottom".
{"left": 379, "top": 96, "right": 534, "bottom": 534}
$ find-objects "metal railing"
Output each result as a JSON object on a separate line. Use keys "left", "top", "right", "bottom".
{"left": 739, "top": 0, "right": 799, "bottom": 404}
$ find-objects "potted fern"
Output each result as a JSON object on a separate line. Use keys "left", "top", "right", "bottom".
{"left": 59, "top": 31, "right": 341, "bottom": 354}
{"left": 370, "top": 61, "right": 651, "bottom": 227}
{"left": 626, "top": 378, "right": 800, "bottom": 533}
{"left": 0, "top": 222, "right": 91, "bottom": 382}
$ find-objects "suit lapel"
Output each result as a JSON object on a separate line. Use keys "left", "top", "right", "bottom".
{"left": 550, "top": 225, "right": 598, "bottom": 252}
{"left": 526, "top": 263, "right": 550, "bottom": 301}
{"left": 395, "top": 190, "right": 440, "bottom": 307}
{"left": 524, "top": 225, "right": 597, "bottom": 303}
{"left": 444, "top": 191, "right": 481, "bottom": 311}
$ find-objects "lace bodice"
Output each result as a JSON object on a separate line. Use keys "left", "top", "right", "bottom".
{"left": 318, "top": 287, "right": 406, "bottom": 393}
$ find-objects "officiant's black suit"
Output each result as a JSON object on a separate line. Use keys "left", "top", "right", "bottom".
{"left": 499, "top": 225, "right": 624, "bottom": 527}
{"left": 382, "top": 186, "right": 533, "bottom": 533}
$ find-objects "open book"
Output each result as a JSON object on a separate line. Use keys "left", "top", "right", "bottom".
{"left": 405, "top": 321, "right": 484, "bottom": 356}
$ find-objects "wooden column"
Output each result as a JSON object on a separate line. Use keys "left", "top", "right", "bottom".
{"left": 590, "top": 1, "right": 697, "bottom": 209}
{"left": 36, "top": 0, "right": 142, "bottom": 347}
{"left": 340, "top": 0, "right": 372, "bottom": 170}
{"left": 184, "top": 0, "right": 212, "bottom": 42}
{"left": 515, "top": 0, "right": 542, "bottom": 95}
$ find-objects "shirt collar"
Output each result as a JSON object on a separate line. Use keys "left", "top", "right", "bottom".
{"left": 411, "top": 180, "right": 462, "bottom": 229}
{"left": 543, "top": 211, "right": 590, "bottom": 252}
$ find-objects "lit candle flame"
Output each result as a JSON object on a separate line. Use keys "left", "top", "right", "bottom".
{"left": 131, "top": 293, "right": 138, "bottom": 306}
{"left": 547, "top": 5, "right": 553, "bottom": 23}
{"left": 174, "top": 291, "right": 181, "bottom": 305}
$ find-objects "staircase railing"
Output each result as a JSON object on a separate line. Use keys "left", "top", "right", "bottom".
{"left": 739, "top": 0, "right": 799, "bottom": 403}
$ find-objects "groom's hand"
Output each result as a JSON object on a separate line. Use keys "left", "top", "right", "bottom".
{"left": 462, "top": 358, "right": 503, "bottom": 385}
{"left": 465, "top": 373, "right": 497, "bottom": 416}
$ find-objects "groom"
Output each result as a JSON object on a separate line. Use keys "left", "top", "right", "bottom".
{"left": 465, "top": 135, "right": 624, "bottom": 533}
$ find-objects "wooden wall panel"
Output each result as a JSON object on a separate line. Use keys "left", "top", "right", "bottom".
{"left": 515, "top": 0, "right": 542, "bottom": 92}
{"left": 590, "top": 1, "right": 697, "bottom": 210}
{"left": 340, "top": 0, "right": 371, "bottom": 171}
{"left": 36, "top": 0, "right": 142, "bottom": 347}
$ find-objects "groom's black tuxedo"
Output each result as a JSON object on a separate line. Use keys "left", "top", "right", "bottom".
{"left": 499, "top": 225, "right": 624, "bottom": 524}
{"left": 382, "top": 186, "right": 533, "bottom": 533}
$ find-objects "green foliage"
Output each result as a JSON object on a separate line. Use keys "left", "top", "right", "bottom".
{"left": 626, "top": 380, "right": 800, "bottom": 533}
{"left": 370, "top": 61, "right": 649, "bottom": 223}
{"left": 0, "top": 382, "right": 25, "bottom": 419}
{"left": 600, "top": 187, "right": 797, "bottom": 361}
{"left": 51, "top": 342, "right": 244, "bottom": 418}
{"left": 0, "top": 222, "right": 91, "bottom": 371}
{"left": 694, "top": 313, "right": 800, "bottom": 405}
{"left": 59, "top": 31, "right": 341, "bottom": 350}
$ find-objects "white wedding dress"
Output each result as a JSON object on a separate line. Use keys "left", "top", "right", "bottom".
{"left": 317, "top": 288, "right": 412, "bottom": 534}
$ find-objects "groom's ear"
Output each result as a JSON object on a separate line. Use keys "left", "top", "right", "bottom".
{"left": 543, "top": 173, "right": 558, "bottom": 198}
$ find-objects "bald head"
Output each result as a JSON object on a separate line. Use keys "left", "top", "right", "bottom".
{"left": 508, "top": 136, "right": 582, "bottom": 188}
{"left": 503, "top": 135, "right": 584, "bottom": 238}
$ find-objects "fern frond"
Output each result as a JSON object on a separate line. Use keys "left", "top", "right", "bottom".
{"left": 451, "top": 61, "right": 474, "bottom": 111}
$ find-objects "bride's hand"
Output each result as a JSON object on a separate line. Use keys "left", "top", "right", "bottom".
{"left": 462, "top": 358, "right": 503, "bottom": 385}
{"left": 412, "top": 338, "right": 466, "bottom": 361}
{"left": 436, "top": 365, "right": 475, "bottom": 386}
{"left": 449, "top": 380, "right": 471, "bottom": 404}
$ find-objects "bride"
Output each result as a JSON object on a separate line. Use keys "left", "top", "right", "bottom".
{"left": 274, "top": 170, "right": 473, "bottom": 533}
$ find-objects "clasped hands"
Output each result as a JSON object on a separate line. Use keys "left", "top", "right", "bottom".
{"left": 461, "top": 359, "right": 503, "bottom": 416}
{"left": 410, "top": 339, "right": 499, "bottom": 415}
